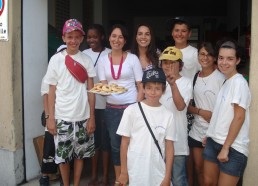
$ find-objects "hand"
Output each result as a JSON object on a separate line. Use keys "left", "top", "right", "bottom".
{"left": 86, "top": 117, "right": 95, "bottom": 134}
{"left": 202, "top": 136, "right": 207, "bottom": 147}
{"left": 47, "top": 118, "right": 57, "bottom": 135}
{"left": 118, "top": 172, "right": 129, "bottom": 186}
{"left": 165, "top": 64, "right": 176, "bottom": 86}
{"left": 217, "top": 148, "right": 229, "bottom": 162}
{"left": 160, "top": 177, "right": 171, "bottom": 186}
{"left": 199, "top": 109, "right": 212, "bottom": 123}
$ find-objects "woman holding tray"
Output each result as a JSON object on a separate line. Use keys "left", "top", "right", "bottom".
{"left": 97, "top": 24, "right": 144, "bottom": 185}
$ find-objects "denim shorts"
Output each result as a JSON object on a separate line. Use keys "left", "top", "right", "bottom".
{"left": 203, "top": 138, "right": 248, "bottom": 177}
{"left": 94, "top": 109, "right": 111, "bottom": 151}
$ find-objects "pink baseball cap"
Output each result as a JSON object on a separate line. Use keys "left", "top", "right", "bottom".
{"left": 62, "top": 19, "right": 85, "bottom": 36}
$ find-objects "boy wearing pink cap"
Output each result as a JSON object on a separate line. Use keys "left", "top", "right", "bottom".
{"left": 44, "top": 19, "right": 96, "bottom": 186}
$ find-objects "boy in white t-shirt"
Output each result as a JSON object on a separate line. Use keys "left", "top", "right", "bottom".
{"left": 117, "top": 68, "right": 176, "bottom": 186}
{"left": 159, "top": 47, "right": 192, "bottom": 186}
{"left": 44, "top": 19, "right": 96, "bottom": 186}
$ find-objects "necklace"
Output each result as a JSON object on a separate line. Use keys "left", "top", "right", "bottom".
{"left": 109, "top": 53, "right": 124, "bottom": 80}
{"left": 199, "top": 71, "right": 211, "bottom": 86}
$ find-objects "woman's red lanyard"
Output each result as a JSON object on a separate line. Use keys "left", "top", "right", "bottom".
{"left": 110, "top": 54, "right": 124, "bottom": 80}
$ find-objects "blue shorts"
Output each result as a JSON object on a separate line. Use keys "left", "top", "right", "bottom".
{"left": 203, "top": 138, "right": 247, "bottom": 177}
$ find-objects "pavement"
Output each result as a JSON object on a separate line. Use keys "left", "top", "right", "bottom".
{"left": 21, "top": 158, "right": 115, "bottom": 186}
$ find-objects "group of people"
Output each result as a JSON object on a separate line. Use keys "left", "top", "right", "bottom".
{"left": 39, "top": 16, "right": 251, "bottom": 186}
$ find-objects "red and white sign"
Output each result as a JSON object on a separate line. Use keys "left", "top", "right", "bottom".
{"left": 0, "top": 0, "right": 8, "bottom": 41}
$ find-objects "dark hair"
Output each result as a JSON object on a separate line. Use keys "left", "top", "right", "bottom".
{"left": 131, "top": 23, "right": 159, "bottom": 68}
{"left": 108, "top": 24, "right": 129, "bottom": 50}
{"left": 160, "top": 59, "right": 184, "bottom": 72}
{"left": 108, "top": 24, "right": 128, "bottom": 41}
{"left": 216, "top": 38, "right": 242, "bottom": 59}
{"left": 86, "top": 24, "right": 107, "bottom": 47}
{"left": 142, "top": 82, "right": 166, "bottom": 92}
{"left": 167, "top": 17, "right": 191, "bottom": 31}
{"left": 198, "top": 42, "right": 216, "bottom": 57}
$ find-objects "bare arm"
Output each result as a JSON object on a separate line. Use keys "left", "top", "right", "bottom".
{"left": 217, "top": 104, "right": 246, "bottom": 162}
{"left": 188, "top": 102, "right": 212, "bottom": 123}
{"left": 161, "top": 140, "right": 174, "bottom": 186}
{"left": 136, "top": 81, "right": 144, "bottom": 102}
{"left": 43, "top": 94, "right": 49, "bottom": 114}
{"left": 86, "top": 77, "right": 96, "bottom": 134}
{"left": 118, "top": 136, "right": 130, "bottom": 185}
{"left": 170, "top": 83, "right": 186, "bottom": 111}
{"left": 47, "top": 85, "right": 56, "bottom": 135}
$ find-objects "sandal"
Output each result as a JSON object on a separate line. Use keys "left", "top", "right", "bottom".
{"left": 114, "top": 181, "right": 121, "bottom": 186}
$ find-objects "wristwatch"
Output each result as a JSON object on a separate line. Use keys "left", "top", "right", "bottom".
{"left": 45, "top": 114, "right": 49, "bottom": 119}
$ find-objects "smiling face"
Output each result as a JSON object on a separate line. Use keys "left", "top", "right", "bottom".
{"left": 198, "top": 47, "right": 216, "bottom": 70}
{"left": 109, "top": 28, "right": 126, "bottom": 51}
{"left": 217, "top": 48, "right": 240, "bottom": 79}
{"left": 161, "top": 60, "right": 180, "bottom": 75}
{"left": 143, "top": 82, "right": 164, "bottom": 106}
{"left": 86, "top": 28, "right": 103, "bottom": 52}
{"left": 136, "top": 25, "right": 151, "bottom": 48}
{"left": 62, "top": 30, "right": 84, "bottom": 55}
{"left": 171, "top": 23, "right": 191, "bottom": 47}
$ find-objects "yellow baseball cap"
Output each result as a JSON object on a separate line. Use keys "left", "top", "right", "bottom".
{"left": 159, "top": 46, "right": 183, "bottom": 61}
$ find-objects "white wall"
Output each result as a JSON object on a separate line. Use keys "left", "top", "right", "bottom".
{"left": 23, "top": 0, "right": 48, "bottom": 180}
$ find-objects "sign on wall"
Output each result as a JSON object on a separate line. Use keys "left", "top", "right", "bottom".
{"left": 0, "top": 0, "right": 8, "bottom": 41}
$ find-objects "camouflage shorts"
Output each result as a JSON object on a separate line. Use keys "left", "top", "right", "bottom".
{"left": 54, "top": 119, "right": 95, "bottom": 164}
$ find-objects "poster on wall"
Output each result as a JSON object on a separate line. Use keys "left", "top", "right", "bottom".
{"left": 0, "top": 0, "right": 8, "bottom": 41}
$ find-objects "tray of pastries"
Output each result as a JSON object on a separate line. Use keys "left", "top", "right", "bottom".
{"left": 88, "top": 83, "right": 128, "bottom": 95}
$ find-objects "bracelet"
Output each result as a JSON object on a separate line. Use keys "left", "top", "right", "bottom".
{"left": 197, "top": 108, "right": 201, "bottom": 115}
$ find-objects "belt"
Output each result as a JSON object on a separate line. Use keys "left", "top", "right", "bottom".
{"left": 106, "top": 103, "right": 134, "bottom": 109}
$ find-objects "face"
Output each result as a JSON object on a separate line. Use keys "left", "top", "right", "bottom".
{"left": 198, "top": 47, "right": 216, "bottom": 69}
{"left": 86, "top": 29, "right": 103, "bottom": 52}
{"left": 62, "top": 30, "right": 84, "bottom": 55}
{"left": 217, "top": 48, "right": 240, "bottom": 79}
{"left": 171, "top": 24, "right": 191, "bottom": 45}
{"left": 109, "top": 28, "right": 126, "bottom": 51}
{"left": 144, "top": 82, "right": 164, "bottom": 105}
{"left": 161, "top": 60, "right": 180, "bottom": 75}
{"left": 136, "top": 25, "right": 151, "bottom": 48}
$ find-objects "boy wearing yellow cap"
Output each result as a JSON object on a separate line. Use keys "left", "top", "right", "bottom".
{"left": 159, "top": 47, "right": 192, "bottom": 186}
{"left": 44, "top": 19, "right": 96, "bottom": 186}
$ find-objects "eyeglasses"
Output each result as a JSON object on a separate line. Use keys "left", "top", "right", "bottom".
{"left": 198, "top": 52, "right": 213, "bottom": 58}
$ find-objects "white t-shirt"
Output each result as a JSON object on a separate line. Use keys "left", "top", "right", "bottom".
{"left": 117, "top": 102, "right": 176, "bottom": 186}
{"left": 83, "top": 48, "right": 111, "bottom": 109}
{"left": 180, "top": 45, "right": 201, "bottom": 79}
{"left": 189, "top": 69, "right": 225, "bottom": 142}
{"left": 44, "top": 50, "right": 96, "bottom": 121}
{"left": 98, "top": 52, "right": 143, "bottom": 104}
{"left": 206, "top": 73, "right": 251, "bottom": 156}
{"left": 160, "top": 77, "right": 192, "bottom": 155}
